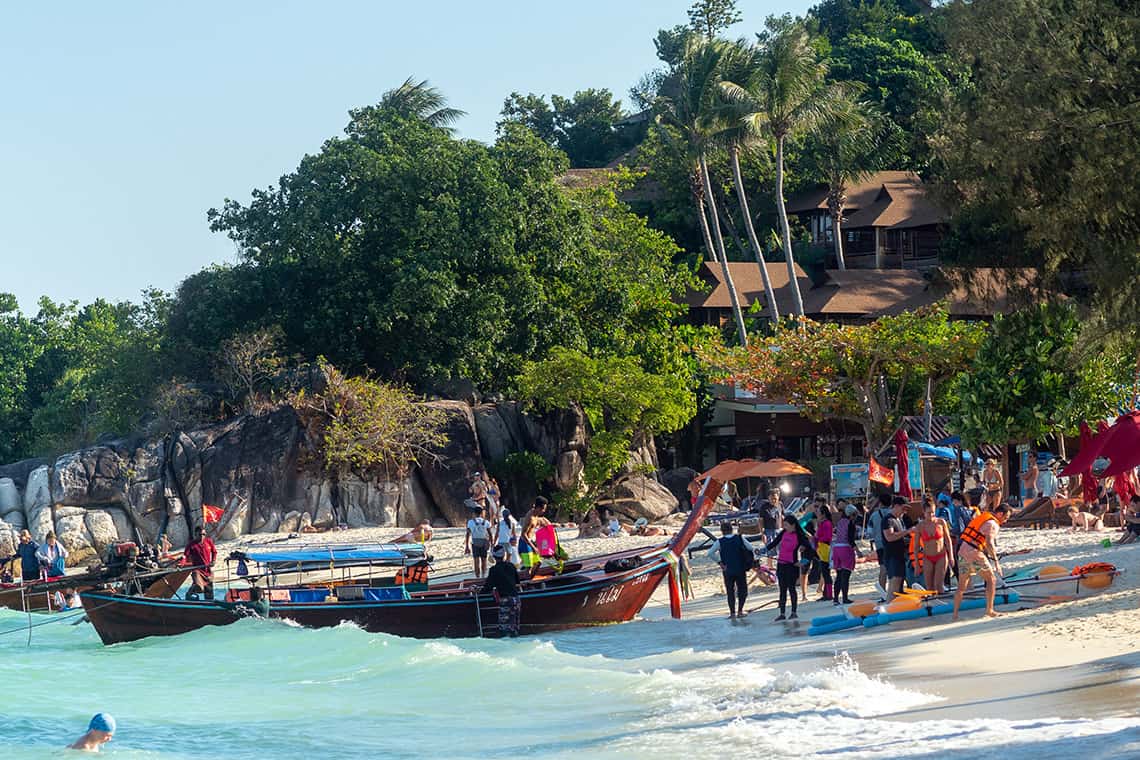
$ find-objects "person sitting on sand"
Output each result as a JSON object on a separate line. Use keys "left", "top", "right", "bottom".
{"left": 577, "top": 507, "right": 604, "bottom": 539}
{"left": 916, "top": 498, "right": 953, "bottom": 593}
{"left": 1118, "top": 496, "right": 1140, "bottom": 544}
{"left": 1068, "top": 505, "right": 1104, "bottom": 532}
{"left": 952, "top": 504, "right": 1011, "bottom": 621}
{"left": 392, "top": 523, "right": 434, "bottom": 544}
{"left": 69, "top": 713, "right": 115, "bottom": 752}
{"left": 630, "top": 519, "right": 669, "bottom": 537}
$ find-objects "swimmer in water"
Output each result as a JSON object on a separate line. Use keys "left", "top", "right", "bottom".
{"left": 69, "top": 713, "right": 115, "bottom": 752}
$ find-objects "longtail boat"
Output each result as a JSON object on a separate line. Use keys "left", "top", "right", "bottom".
{"left": 1, "top": 561, "right": 192, "bottom": 613}
{"left": 81, "top": 478, "right": 725, "bottom": 645}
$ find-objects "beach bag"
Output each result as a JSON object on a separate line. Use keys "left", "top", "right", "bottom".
{"left": 535, "top": 524, "right": 558, "bottom": 557}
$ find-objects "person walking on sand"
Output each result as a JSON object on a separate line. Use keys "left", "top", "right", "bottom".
{"left": 830, "top": 503, "right": 861, "bottom": 605}
{"left": 952, "top": 504, "right": 1011, "bottom": 620}
{"left": 812, "top": 501, "right": 834, "bottom": 601}
{"left": 465, "top": 506, "right": 493, "bottom": 578}
{"left": 764, "top": 512, "right": 816, "bottom": 622}
{"left": 69, "top": 713, "right": 115, "bottom": 752}
{"left": 707, "top": 522, "right": 757, "bottom": 619}
{"left": 518, "top": 497, "right": 550, "bottom": 572}
{"left": 916, "top": 497, "right": 953, "bottom": 593}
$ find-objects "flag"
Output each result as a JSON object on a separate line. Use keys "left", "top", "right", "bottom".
{"left": 202, "top": 503, "right": 224, "bottom": 524}
{"left": 868, "top": 457, "right": 895, "bottom": 486}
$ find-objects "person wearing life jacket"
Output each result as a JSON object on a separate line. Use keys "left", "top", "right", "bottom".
{"left": 395, "top": 560, "right": 430, "bottom": 585}
{"left": 952, "top": 504, "right": 1011, "bottom": 621}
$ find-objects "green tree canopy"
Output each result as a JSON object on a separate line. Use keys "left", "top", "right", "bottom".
{"left": 952, "top": 303, "right": 1132, "bottom": 448}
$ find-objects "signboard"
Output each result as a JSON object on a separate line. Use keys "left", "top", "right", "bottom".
{"left": 831, "top": 463, "right": 870, "bottom": 499}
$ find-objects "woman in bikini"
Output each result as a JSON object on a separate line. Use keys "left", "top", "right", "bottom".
{"left": 982, "top": 459, "right": 1004, "bottom": 510}
{"left": 916, "top": 497, "right": 953, "bottom": 593}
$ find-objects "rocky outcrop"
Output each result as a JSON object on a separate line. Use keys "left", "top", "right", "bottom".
{"left": 0, "top": 398, "right": 679, "bottom": 561}
{"left": 606, "top": 476, "right": 681, "bottom": 521}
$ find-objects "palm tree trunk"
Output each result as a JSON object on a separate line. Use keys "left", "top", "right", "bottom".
{"left": 730, "top": 145, "right": 780, "bottom": 325}
{"left": 775, "top": 136, "right": 806, "bottom": 318}
{"left": 832, "top": 207, "right": 847, "bottom": 271}
{"left": 698, "top": 156, "right": 748, "bottom": 346}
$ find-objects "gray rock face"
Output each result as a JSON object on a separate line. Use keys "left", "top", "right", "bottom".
{"left": 660, "top": 467, "right": 699, "bottom": 509}
{"left": 419, "top": 401, "right": 484, "bottom": 527}
{"left": 0, "top": 400, "right": 650, "bottom": 545}
{"left": 606, "top": 476, "right": 680, "bottom": 521}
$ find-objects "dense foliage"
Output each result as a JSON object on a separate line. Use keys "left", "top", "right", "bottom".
{"left": 953, "top": 304, "right": 1132, "bottom": 448}
{"left": 714, "top": 306, "right": 984, "bottom": 451}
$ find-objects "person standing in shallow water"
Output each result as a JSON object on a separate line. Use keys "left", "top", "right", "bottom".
{"left": 707, "top": 522, "right": 756, "bottom": 619}
{"left": 481, "top": 544, "right": 521, "bottom": 636}
{"left": 69, "top": 713, "right": 115, "bottom": 751}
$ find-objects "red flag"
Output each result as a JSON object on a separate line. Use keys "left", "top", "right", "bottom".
{"left": 202, "top": 504, "right": 224, "bottom": 524}
{"left": 868, "top": 457, "right": 895, "bottom": 486}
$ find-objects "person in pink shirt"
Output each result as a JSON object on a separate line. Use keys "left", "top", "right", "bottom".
{"left": 764, "top": 513, "right": 816, "bottom": 621}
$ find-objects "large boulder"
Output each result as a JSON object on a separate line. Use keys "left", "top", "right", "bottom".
{"left": 0, "top": 458, "right": 50, "bottom": 493}
{"left": 24, "top": 466, "right": 54, "bottom": 541}
{"left": 419, "top": 401, "right": 483, "bottom": 526}
{"left": 85, "top": 510, "right": 120, "bottom": 553}
{"left": 214, "top": 495, "right": 251, "bottom": 541}
{"left": 52, "top": 445, "right": 132, "bottom": 507}
{"left": 0, "top": 478, "right": 20, "bottom": 517}
{"left": 660, "top": 467, "right": 699, "bottom": 510}
{"left": 606, "top": 476, "right": 681, "bottom": 522}
{"left": 0, "top": 519, "right": 16, "bottom": 558}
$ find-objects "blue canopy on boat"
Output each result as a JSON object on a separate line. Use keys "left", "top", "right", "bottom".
{"left": 243, "top": 544, "right": 426, "bottom": 565}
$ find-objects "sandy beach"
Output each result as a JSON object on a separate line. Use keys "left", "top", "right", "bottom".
{"left": 212, "top": 519, "right": 1140, "bottom": 724}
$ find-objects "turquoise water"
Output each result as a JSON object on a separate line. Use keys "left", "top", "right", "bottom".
{"left": 3, "top": 608, "right": 1140, "bottom": 759}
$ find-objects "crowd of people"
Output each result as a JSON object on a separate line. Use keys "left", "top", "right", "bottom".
{"left": 705, "top": 483, "right": 1023, "bottom": 622}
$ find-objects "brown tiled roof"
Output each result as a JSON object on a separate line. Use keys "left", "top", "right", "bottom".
{"left": 843, "top": 181, "right": 947, "bottom": 230}
{"left": 785, "top": 171, "right": 918, "bottom": 214}
{"left": 805, "top": 267, "right": 1047, "bottom": 319}
{"left": 685, "top": 260, "right": 812, "bottom": 314}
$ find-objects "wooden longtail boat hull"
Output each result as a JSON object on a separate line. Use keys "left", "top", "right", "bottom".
{"left": 1, "top": 567, "right": 192, "bottom": 613}
{"left": 81, "top": 476, "right": 728, "bottom": 646}
{"left": 81, "top": 561, "right": 671, "bottom": 645}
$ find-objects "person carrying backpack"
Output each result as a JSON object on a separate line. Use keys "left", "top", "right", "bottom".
{"left": 707, "top": 522, "right": 757, "bottom": 619}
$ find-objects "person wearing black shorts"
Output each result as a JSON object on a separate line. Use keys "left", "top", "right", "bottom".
{"left": 882, "top": 497, "right": 914, "bottom": 596}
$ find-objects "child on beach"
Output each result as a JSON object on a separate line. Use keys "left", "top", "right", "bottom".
{"left": 1068, "top": 505, "right": 1104, "bottom": 532}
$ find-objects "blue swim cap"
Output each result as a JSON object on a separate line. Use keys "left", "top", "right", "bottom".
{"left": 88, "top": 713, "right": 116, "bottom": 733}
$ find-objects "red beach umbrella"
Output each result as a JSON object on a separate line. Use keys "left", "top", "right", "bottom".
{"left": 1062, "top": 421, "right": 1105, "bottom": 477}
{"left": 1101, "top": 412, "right": 1140, "bottom": 479}
{"left": 894, "top": 428, "right": 913, "bottom": 501}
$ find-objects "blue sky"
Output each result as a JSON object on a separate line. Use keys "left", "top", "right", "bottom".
{"left": 0, "top": 0, "right": 811, "bottom": 312}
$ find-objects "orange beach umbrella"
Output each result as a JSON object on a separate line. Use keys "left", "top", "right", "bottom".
{"left": 697, "top": 457, "right": 812, "bottom": 482}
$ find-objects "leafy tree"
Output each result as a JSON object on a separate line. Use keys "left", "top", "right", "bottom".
{"left": 290, "top": 361, "right": 447, "bottom": 483}
{"left": 714, "top": 305, "right": 984, "bottom": 451}
{"left": 370, "top": 77, "right": 466, "bottom": 132}
{"left": 517, "top": 348, "right": 696, "bottom": 503}
{"left": 499, "top": 89, "right": 640, "bottom": 167}
{"left": 688, "top": 0, "right": 742, "bottom": 40}
{"left": 952, "top": 304, "right": 1132, "bottom": 448}
{"left": 933, "top": 0, "right": 1140, "bottom": 336}
{"left": 204, "top": 85, "right": 697, "bottom": 397}
{"left": 216, "top": 327, "right": 285, "bottom": 414}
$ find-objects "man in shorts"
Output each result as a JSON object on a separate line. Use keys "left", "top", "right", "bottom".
{"left": 881, "top": 496, "right": 914, "bottom": 597}
{"left": 465, "top": 506, "right": 493, "bottom": 579}
{"left": 952, "top": 504, "right": 1011, "bottom": 620}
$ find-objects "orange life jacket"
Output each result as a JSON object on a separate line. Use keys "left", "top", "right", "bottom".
{"left": 960, "top": 512, "right": 997, "bottom": 551}
{"left": 395, "top": 563, "right": 429, "bottom": 585}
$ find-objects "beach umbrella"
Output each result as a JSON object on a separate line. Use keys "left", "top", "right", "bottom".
{"left": 1063, "top": 420, "right": 1109, "bottom": 477}
{"left": 894, "top": 428, "right": 913, "bottom": 501}
{"left": 697, "top": 457, "right": 812, "bottom": 481}
{"left": 1100, "top": 412, "right": 1140, "bottom": 479}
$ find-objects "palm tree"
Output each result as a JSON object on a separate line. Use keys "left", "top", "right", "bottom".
{"left": 806, "top": 88, "right": 889, "bottom": 270}
{"left": 714, "top": 41, "right": 780, "bottom": 326}
{"left": 653, "top": 38, "right": 749, "bottom": 346}
{"left": 378, "top": 77, "right": 467, "bottom": 132}
{"left": 720, "top": 24, "right": 840, "bottom": 319}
